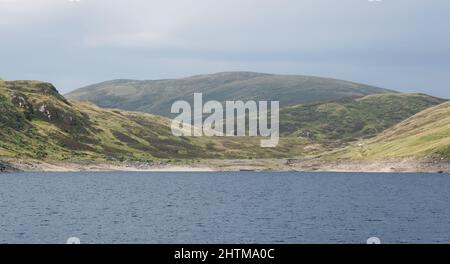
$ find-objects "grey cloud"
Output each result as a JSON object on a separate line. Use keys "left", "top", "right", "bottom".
{"left": 0, "top": 0, "right": 449, "bottom": 98}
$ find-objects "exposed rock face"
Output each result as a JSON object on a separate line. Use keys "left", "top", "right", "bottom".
{"left": 4, "top": 81, "right": 92, "bottom": 134}
{"left": 5, "top": 81, "right": 70, "bottom": 105}
{"left": 0, "top": 161, "right": 19, "bottom": 173}
{"left": 11, "top": 92, "right": 34, "bottom": 120}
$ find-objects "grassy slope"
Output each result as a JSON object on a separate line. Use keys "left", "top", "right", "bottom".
{"left": 2, "top": 80, "right": 448, "bottom": 163}
{"left": 66, "top": 72, "right": 395, "bottom": 117}
{"left": 340, "top": 101, "right": 450, "bottom": 159}
{"left": 0, "top": 80, "right": 307, "bottom": 161}
{"left": 280, "top": 93, "right": 445, "bottom": 146}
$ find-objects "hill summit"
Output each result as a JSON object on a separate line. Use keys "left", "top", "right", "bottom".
{"left": 66, "top": 72, "right": 395, "bottom": 117}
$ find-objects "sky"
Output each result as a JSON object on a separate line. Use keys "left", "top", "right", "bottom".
{"left": 0, "top": 0, "right": 449, "bottom": 98}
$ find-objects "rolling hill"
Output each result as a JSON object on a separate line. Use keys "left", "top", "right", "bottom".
{"left": 1, "top": 79, "right": 448, "bottom": 171}
{"left": 0, "top": 80, "right": 307, "bottom": 162}
{"left": 66, "top": 72, "right": 395, "bottom": 117}
{"left": 280, "top": 93, "right": 445, "bottom": 145}
{"left": 341, "top": 101, "right": 450, "bottom": 159}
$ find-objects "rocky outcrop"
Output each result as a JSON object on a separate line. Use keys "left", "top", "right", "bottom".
{"left": 0, "top": 161, "right": 19, "bottom": 173}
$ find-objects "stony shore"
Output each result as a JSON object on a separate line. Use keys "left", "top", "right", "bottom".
{"left": 1, "top": 157, "right": 449, "bottom": 173}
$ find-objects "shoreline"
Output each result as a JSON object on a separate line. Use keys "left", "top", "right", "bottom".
{"left": 0, "top": 159, "right": 215, "bottom": 173}
{"left": 1, "top": 157, "right": 449, "bottom": 173}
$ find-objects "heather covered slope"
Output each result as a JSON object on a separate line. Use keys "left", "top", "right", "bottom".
{"left": 0, "top": 80, "right": 307, "bottom": 162}
{"left": 0, "top": 80, "right": 201, "bottom": 161}
{"left": 66, "top": 72, "right": 395, "bottom": 117}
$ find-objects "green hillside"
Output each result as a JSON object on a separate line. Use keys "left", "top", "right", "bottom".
{"left": 341, "top": 101, "right": 450, "bottom": 159}
{"left": 280, "top": 93, "right": 445, "bottom": 146}
{"left": 2, "top": 80, "right": 447, "bottom": 165}
{"left": 66, "top": 72, "right": 395, "bottom": 117}
{"left": 0, "top": 80, "right": 307, "bottom": 161}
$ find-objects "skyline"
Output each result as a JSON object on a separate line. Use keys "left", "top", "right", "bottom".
{"left": 1, "top": 0, "right": 450, "bottom": 98}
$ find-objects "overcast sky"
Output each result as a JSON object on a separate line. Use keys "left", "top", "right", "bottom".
{"left": 0, "top": 0, "right": 449, "bottom": 98}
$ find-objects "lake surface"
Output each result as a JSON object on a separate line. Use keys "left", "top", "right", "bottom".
{"left": 1, "top": 172, "right": 449, "bottom": 244}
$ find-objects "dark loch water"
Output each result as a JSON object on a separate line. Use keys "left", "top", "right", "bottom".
{"left": 1, "top": 172, "right": 449, "bottom": 244}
